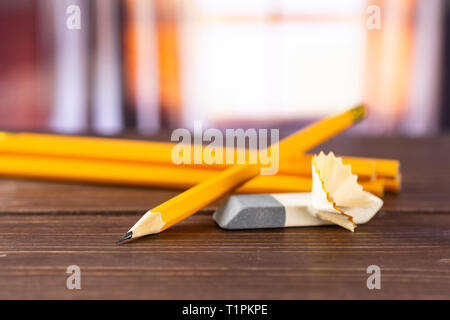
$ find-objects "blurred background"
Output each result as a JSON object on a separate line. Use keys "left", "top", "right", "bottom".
{"left": 0, "top": 0, "right": 448, "bottom": 136}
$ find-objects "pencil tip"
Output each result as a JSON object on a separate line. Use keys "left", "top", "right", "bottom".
{"left": 117, "top": 231, "right": 133, "bottom": 244}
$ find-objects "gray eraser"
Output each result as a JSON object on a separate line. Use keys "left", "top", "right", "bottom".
{"left": 213, "top": 194, "right": 285, "bottom": 230}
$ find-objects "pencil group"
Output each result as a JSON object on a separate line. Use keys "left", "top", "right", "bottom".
{"left": 0, "top": 106, "right": 404, "bottom": 242}
{"left": 0, "top": 131, "right": 401, "bottom": 195}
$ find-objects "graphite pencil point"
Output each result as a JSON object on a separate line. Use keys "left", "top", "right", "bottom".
{"left": 117, "top": 231, "right": 133, "bottom": 244}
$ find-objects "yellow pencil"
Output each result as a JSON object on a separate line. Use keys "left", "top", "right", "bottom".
{"left": 292, "top": 154, "right": 399, "bottom": 178}
{"left": 280, "top": 157, "right": 376, "bottom": 179}
{"left": 242, "top": 175, "right": 384, "bottom": 197}
{"left": 374, "top": 159, "right": 401, "bottom": 179}
{"left": 117, "top": 105, "right": 366, "bottom": 243}
{"left": 0, "top": 132, "right": 176, "bottom": 164}
{"left": 0, "top": 152, "right": 384, "bottom": 196}
{"left": 379, "top": 174, "right": 402, "bottom": 193}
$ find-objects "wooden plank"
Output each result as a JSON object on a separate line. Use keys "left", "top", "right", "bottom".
{"left": 0, "top": 211, "right": 449, "bottom": 299}
{"left": 0, "top": 136, "right": 449, "bottom": 299}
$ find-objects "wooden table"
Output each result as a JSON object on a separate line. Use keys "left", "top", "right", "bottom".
{"left": 0, "top": 136, "right": 449, "bottom": 299}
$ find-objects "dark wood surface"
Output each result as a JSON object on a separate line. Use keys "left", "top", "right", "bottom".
{"left": 0, "top": 135, "right": 449, "bottom": 299}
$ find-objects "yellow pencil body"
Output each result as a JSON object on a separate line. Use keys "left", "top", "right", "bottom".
{"left": 0, "top": 153, "right": 384, "bottom": 196}
{"left": 0, "top": 132, "right": 175, "bottom": 164}
{"left": 379, "top": 175, "right": 402, "bottom": 193}
{"left": 280, "top": 157, "right": 376, "bottom": 179}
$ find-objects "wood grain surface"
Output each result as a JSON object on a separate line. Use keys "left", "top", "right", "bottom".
{"left": 0, "top": 135, "right": 449, "bottom": 299}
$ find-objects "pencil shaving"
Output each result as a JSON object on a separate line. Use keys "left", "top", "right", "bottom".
{"left": 316, "top": 211, "right": 356, "bottom": 232}
{"left": 311, "top": 152, "right": 377, "bottom": 231}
